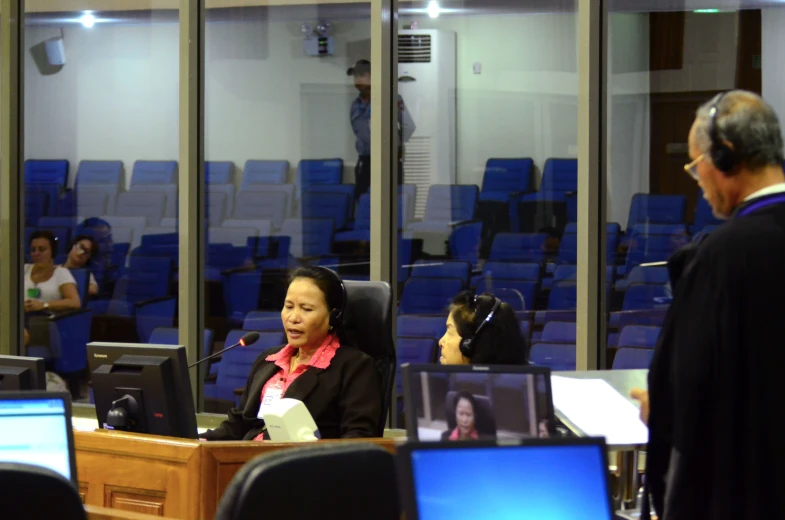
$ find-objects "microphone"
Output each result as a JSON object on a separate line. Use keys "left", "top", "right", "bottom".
{"left": 188, "top": 331, "right": 260, "bottom": 368}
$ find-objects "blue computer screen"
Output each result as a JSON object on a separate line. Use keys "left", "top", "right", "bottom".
{"left": 0, "top": 398, "right": 72, "bottom": 481}
{"left": 410, "top": 444, "right": 611, "bottom": 520}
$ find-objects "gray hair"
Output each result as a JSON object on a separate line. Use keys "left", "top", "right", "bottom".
{"left": 693, "top": 90, "right": 785, "bottom": 170}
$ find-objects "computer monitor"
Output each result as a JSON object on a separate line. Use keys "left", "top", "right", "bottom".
{"left": 0, "top": 392, "right": 77, "bottom": 485}
{"left": 0, "top": 355, "right": 46, "bottom": 391}
{"left": 398, "top": 438, "right": 614, "bottom": 520}
{"left": 402, "top": 364, "right": 555, "bottom": 441}
{"left": 86, "top": 342, "right": 197, "bottom": 439}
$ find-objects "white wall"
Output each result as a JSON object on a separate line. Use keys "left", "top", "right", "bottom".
{"left": 762, "top": 7, "right": 785, "bottom": 125}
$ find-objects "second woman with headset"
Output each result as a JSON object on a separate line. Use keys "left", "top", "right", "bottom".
{"left": 439, "top": 291, "right": 529, "bottom": 365}
{"left": 201, "top": 266, "right": 383, "bottom": 441}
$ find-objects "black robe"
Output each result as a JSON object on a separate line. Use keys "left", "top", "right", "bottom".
{"left": 645, "top": 192, "right": 785, "bottom": 520}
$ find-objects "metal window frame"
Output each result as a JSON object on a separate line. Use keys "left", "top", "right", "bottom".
{"left": 576, "top": 0, "right": 608, "bottom": 370}
{"left": 0, "top": 0, "right": 25, "bottom": 356}
{"left": 180, "top": 0, "right": 206, "bottom": 407}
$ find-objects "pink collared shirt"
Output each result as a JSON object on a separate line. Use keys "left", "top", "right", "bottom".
{"left": 448, "top": 427, "right": 479, "bottom": 441}
{"left": 253, "top": 334, "right": 341, "bottom": 441}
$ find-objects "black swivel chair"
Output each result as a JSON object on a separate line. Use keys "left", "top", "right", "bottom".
{"left": 344, "top": 280, "right": 395, "bottom": 436}
{"left": 214, "top": 443, "right": 400, "bottom": 520}
{"left": 0, "top": 463, "right": 86, "bottom": 520}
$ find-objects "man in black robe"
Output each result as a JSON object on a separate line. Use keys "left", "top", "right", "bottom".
{"left": 632, "top": 90, "right": 785, "bottom": 520}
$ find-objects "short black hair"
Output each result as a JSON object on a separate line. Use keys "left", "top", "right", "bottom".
{"left": 453, "top": 390, "right": 477, "bottom": 417}
{"left": 29, "top": 230, "right": 58, "bottom": 256}
{"left": 450, "top": 291, "right": 529, "bottom": 364}
{"left": 347, "top": 59, "right": 371, "bottom": 77}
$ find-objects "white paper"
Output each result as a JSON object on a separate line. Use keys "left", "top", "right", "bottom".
{"left": 550, "top": 376, "right": 649, "bottom": 446}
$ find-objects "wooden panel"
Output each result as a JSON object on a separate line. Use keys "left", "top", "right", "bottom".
{"left": 80, "top": 481, "right": 89, "bottom": 503}
{"left": 650, "top": 12, "right": 685, "bottom": 71}
{"left": 104, "top": 486, "right": 166, "bottom": 516}
{"left": 75, "top": 430, "right": 201, "bottom": 519}
{"left": 86, "top": 505, "right": 167, "bottom": 520}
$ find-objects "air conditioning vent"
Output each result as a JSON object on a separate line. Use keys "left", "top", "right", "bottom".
{"left": 398, "top": 34, "right": 431, "bottom": 63}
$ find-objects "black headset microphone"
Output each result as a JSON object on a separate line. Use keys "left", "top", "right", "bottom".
{"left": 188, "top": 331, "right": 260, "bottom": 368}
{"left": 459, "top": 295, "right": 502, "bottom": 359}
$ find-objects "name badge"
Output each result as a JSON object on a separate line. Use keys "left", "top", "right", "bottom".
{"left": 257, "top": 385, "right": 284, "bottom": 419}
{"left": 26, "top": 288, "right": 41, "bottom": 299}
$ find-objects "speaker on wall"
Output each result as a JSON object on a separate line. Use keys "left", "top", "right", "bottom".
{"left": 44, "top": 37, "right": 66, "bottom": 66}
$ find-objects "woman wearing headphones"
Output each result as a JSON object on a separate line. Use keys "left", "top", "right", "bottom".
{"left": 201, "top": 266, "right": 383, "bottom": 441}
{"left": 439, "top": 291, "right": 529, "bottom": 365}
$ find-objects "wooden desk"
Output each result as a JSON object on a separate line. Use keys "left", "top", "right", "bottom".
{"left": 86, "top": 505, "right": 169, "bottom": 520}
{"left": 75, "top": 430, "right": 399, "bottom": 519}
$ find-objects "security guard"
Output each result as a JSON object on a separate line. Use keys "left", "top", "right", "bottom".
{"left": 347, "top": 59, "right": 416, "bottom": 203}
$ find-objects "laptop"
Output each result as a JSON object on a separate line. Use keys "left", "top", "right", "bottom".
{"left": 398, "top": 438, "right": 614, "bottom": 520}
{"left": 0, "top": 392, "right": 77, "bottom": 486}
{"left": 401, "top": 364, "right": 555, "bottom": 440}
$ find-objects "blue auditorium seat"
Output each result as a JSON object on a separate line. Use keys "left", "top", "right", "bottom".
{"left": 303, "top": 184, "right": 356, "bottom": 222}
{"left": 243, "top": 314, "right": 283, "bottom": 333}
{"left": 241, "top": 160, "right": 289, "bottom": 187}
{"left": 629, "top": 223, "right": 688, "bottom": 238}
{"left": 74, "top": 160, "right": 124, "bottom": 198}
{"left": 208, "top": 226, "right": 258, "bottom": 247}
{"left": 25, "top": 159, "right": 68, "bottom": 187}
{"left": 114, "top": 191, "right": 166, "bottom": 227}
{"left": 448, "top": 221, "right": 482, "bottom": 266}
{"left": 612, "top": 348, "right": 653, "bottom": 369}
{"left": 615, "top": 265, "right": 669, "bottom": 291}
{"left": 399, "top": 278, "right": 464, "bottom": 315}
{"left": 333, "top": 192, "right": 411, "bottom": 243}
{"left": 409, "top": 260, "right": 470, "bottom": 285}
{"left": 406, "top": 185, "right": 478, "bottom": 234}
{"left": 206, "top": 191, "right": 228, "bottom": 226}
{"left": 149, "top": 327, "right": 215, "bottom": 358}
{"left": 38, "top": 216, "right": 78, "bottom": 232}
{"left": 397, "top": 315, "right": 445, "bottom": 339}
{"left": 129, "top": 161, "right": 178, "bottom": 219}
{"left": 233, "top": 191, "right": 289, "bottom": 230}
{"left": 476, "top": 278, "right": 536, "bottom": 311}
{"left": 277, "top": 218, "right": 334, "bottom": 259}
{"left": 617, "top": 325, "right": 661, "bottom": 349}
{"left": 479, "top": 158, "right": 534, "bottom": 202}
{"left": 489, "top": 233, "right": 549, "bottom": 263}
{"left": 540, "top": 321, "right": 576, "bottom": 344}
{"left": 622, "top": 234, "right": 687, "bottom": 276}
{"left": 206, "top": 161, "right": 236, "bottom": 217}
{"left": 512, "top": 158, "right": 577, "bottom": 233}
{"left": 296, "top": 159, "right": 343, "bottom": 192}
{"left": 481, "top": 262, "right": 540, "bottom": 282}
{"left": 396, "top": 337, "right": 439, "bottom": 393}
{"left": 529, "top": 343, "right": 575, "bottom": 371}
{"left": 626, "top": 193, "right": 687, "bottom": 232}
{"left": 534, "top": 281, "right": 576, "bottom": 325}
{"left": 25, "top": 192, "right": 48, "bottom": 226}
{"left": 27, "top": 309, "right": 93, "bottom": 376}
{"left": 299, "top": 191, "right": 352, "bottom": 230}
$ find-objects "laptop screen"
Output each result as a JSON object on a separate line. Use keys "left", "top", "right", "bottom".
{"left": 401, "top": 440, "right": 613, "bottom": 520}
{"left": 402, "top": 364, "right": 555, "bottom": 441}
{"left": 0, "top": 393, "right": 76, "bottom": 484}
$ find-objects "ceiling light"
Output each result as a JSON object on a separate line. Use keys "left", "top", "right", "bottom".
{"left": 80, "top": 12, "right": 96, "bottom": 28}
{"left": 427, "top": 1, "right": 440, "bottom": 19}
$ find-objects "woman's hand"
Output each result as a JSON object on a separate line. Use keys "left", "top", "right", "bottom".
{"left": 24, "top": 299, "right": 45, "bottom": 313}
{"left": 630, "top": 388, "right": 650, "bottom": 425}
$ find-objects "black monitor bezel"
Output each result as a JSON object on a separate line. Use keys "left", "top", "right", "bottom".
{"left": 401, "top": 363, "right": 555, "bottom": 440}
{"left": 0, "top": 391, "right": 77, "bottom": 486}
{"left": 397, "top": 437, "right": 614, "bottom": 520}
{"left": 86, "top": 342, "right": 198, "bottom": 439}
{"left": 0, "top": 355, "right": 46, "bottom": 390}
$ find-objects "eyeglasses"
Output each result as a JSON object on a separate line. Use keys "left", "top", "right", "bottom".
{"left": 684, "top": 154, "right": 705, "bottom": 181}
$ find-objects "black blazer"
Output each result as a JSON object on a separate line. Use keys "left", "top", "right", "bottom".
{"left": 201, "top": 344, "right": 383, "bottom": 441}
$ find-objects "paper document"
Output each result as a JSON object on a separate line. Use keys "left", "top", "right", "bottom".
{"left": 550, "top": 376, "right": 648, "bottom": 446}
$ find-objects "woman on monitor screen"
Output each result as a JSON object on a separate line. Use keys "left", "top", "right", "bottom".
{"left": 200, "top": 266, "right": 382, "bottom": 441}
{"left": 442, "top": 390, "right": 480, "bottom": 441}
{"left": 439, "top": 291, "right": 529, "bottom": 365}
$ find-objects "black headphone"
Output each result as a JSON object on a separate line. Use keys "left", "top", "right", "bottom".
{"left": 459, "top": 295, "right": 502, "bottom": 359}
{"left": 314, "top": 266, "right": 346, "bottom": 329}
{"left": 708, "top": 92, "right": 737, "bottom": 175}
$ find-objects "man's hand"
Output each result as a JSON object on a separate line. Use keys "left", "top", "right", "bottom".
{"left": 630, "top": 388, "right": 650, "bottom": 425}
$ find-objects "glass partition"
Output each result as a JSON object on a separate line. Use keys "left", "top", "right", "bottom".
{"left": 202, "top": 2, "right": 373, "bottom": 413}
{"left": 605, "top": 4, "right": 763, "bottom": 368}
{"left": 22, "top": 6, "right": 179, "bottom": 400}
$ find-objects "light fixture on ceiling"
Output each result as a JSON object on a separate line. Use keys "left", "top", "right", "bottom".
{"left": 79, "top": 12, "right": 96, "bottom": 28}
{"left": 427, "top": 0, "right": 440, "bottom": 19}
{"left": 693, "top": 9, "right": 720, "bottom": 13}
